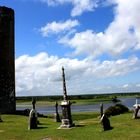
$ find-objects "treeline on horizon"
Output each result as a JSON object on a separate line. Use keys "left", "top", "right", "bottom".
{"left": 16, "top": 92, "right": 140, "bottom": 102}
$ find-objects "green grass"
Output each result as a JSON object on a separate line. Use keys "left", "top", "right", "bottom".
{"left": 1, "top": 112, "right": 140, "bottom": 140}
{"left": 71, "top": 98, "right": 111, "bottom": 105}
{"left": 16, "top": 100, "right": 55, "bottom": 106}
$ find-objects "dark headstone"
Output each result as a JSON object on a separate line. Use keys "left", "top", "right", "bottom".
{"left": 54, "top": 101, "right": 61, "bottom": 122}
{"left": 100, "top": 114, "right": 112, "bottom": 131}
{"left": 28, "top": 109, "right": 38, "bottom": 129}
{"left": 28, "top": 98, "right": 38, "bottom": 129}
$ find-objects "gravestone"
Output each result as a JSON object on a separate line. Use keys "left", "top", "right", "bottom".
{"left": 100, "top": 114, "right": 112, "bottom": 131}
{"left": 28, "top": 98, "right": 38, "bottom": 130}
{"left": 60, "top": 100, "right": 74, "bottom": 128}
{"left": 133, "top": 99, "right": 140, "bottom": 119}
{"left": 59, "top": 67, "right": 74, "bottom": 128}
{"left": 133, "top": 105, "right": 140, "bottom": 119}
{"left": 54, "top": 101, "right": 61, "bottom": 122}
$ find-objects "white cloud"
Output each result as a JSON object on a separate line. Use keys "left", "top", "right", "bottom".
{"left": 99, "top": 83, "right": 140, "bottom": 93}
{"left": 59, "top": 30, "right": 105, "bottom": 58}
{"left": 15, "top": 52, "right": 140, "bottom": 96}
{"left": 40, "top": 0, "right": 98, "bottom": 16}
{"left": 71, "top": 0, "right": 98, "bottom": 17}
{"left": 40, "top": 19, "right": 79, "bottom": 37}
{"left": 122, "top": 84, "right": 129, "bottom": 89}
{"left": 60, "top": 0, "right": 140, "bottom": 58}
{"left": 91, "top": 56, "right": 140, "bottom": 78}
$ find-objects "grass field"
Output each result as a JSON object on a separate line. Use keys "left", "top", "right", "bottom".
{"left": 0, "top": 112, "right": 140, "bottom": 140}
{"left": 16, "top": 98, "right": 111, "bottom": 107}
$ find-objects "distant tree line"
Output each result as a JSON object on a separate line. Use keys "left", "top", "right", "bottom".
{"left": 16, "top": 92, "right": 140, "bottom": 102}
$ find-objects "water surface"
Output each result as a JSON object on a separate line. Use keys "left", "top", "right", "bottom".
{"left": 16, "top": 97, "right": 139, "bottom": 114}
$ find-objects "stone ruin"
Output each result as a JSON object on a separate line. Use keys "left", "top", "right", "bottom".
{"left": 0, "top": 6, "right": 16, "bottom": 114}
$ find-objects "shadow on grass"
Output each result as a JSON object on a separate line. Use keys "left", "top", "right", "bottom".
{"left": 73, "top": 113, "right": 99, "bottom": 121}
{"left": 75, "top": 124, "right": 85, "bottom": 127}
{"left": 101, "top": 126, "right": 114, "bottom": 132}
{"left": 37, "top": 126, "right": 48, "bottom": 129}
{"left": 133, "top": 117, "right": 140, "bottom": 119}
{"left": 38, "top": 122, "right": 47, "bottom": 125}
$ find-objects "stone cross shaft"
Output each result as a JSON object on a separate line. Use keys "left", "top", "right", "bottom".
{"left": 55, "top": 101, "right": 58, "bottom": 114}
{"left": 32, "top": 98, "right": 36, "bottom": 110}
{"left": 62, "top": 67, "right": 68, "bottom": 100}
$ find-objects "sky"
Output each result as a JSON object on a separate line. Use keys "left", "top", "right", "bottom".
{"left": 0, "top": 0, "right": 140, "bottom": 96}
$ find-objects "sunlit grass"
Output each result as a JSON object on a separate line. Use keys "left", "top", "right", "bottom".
{"left": 1, "top": 112, "right": 140, "bottom": 140}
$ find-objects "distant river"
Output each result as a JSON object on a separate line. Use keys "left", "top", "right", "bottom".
{"left": 16, "top": 97, "right": 139, "bottom": 114}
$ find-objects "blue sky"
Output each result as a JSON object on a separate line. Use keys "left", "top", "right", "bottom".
{"left": 0, "top": 0, "right": 140, "bottom": 96}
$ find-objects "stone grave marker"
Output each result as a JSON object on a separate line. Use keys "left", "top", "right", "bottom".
{"left": 28, "top": 98, "right": 38, "bottom": 129}
{"left": 100, "top": 114, "right": 112, "bottom": 131}
{"left": 133, "top": 99, "right": 140, "bottom": 119}
{"left": 59, "top": 67, "right": 74, "bottom": 128}
{"left": 54, "top": 101, "right": 61, "bottom": 122}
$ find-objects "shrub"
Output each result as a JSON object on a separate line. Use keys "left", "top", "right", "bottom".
{"left": 105, "top": 103, "right": 129, "bottom": 117}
